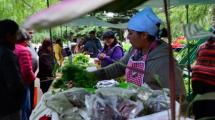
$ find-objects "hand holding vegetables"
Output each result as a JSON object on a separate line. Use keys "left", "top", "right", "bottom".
{"left": 99, "top": 53, "right": 106, "bottom": 59}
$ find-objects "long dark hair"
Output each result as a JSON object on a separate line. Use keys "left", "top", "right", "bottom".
{"left": 103, "top": 37, "right": 118, "bottom": 52}
{"left": 38, "top": 39, "right": 52, "bottom": 55}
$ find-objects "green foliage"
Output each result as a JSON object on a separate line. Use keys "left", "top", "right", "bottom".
{"left": 118, "top": 82, "right": 138, "bottom": 89}
{"left": 156, "top": 5, "right": 213, "bottom": 38}
{"left": 53, "top": 64, "right": 97, "bottom": 90}
{"left": 184, "top": 76, "right": 192, "bottom": 95}
{"left": 122, "top": 41, "right": 132, "bottom": 52}
{"left": 0, "top": 0, "right": 59, "bottom": 43}
{"left": 72, "top": 53, "right": 90, "bottom": 68}
{"left": 52, "top": 78, "right": 66, "bottom": 89}
{"left": 175, "top": 38, "right": 207, "bottom": 68}
{"left": 1, "top": 1, "right": 214, "bottom": 44}
{"left": 0, "top": 0, "right": 58, "bottom": 24}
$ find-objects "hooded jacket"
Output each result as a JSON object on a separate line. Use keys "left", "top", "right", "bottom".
{"left": 93, "top": 41, "right": 185, "bottom": 96}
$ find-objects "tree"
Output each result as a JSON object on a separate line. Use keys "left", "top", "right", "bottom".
{"left": 156, "top": 5, "right": 213, "bottom": 38}
{"left": 0, "top": 0, "right": 58, "bottom": 24}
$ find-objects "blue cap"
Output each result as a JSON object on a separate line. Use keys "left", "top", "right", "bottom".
{"left": 128, "top": 7, "right": 162, "bottom": 37}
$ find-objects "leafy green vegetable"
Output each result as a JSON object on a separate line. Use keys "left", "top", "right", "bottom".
{"left": 118, "top": 82, "right": 138, "bottom": 89}
{"left": 72, "top": 53, "right": 90, "bottom": 68}
{"left": 53, "top": 64, "right": 97, "bottom": 90}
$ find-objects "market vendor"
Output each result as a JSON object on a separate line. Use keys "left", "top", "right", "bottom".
{"left": 92, "top": 7, "right": 185, "bottom": 97}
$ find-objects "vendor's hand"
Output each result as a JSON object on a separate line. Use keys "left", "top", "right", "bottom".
{"left": 99, "top": 53, "right": 106, "bottom": 59}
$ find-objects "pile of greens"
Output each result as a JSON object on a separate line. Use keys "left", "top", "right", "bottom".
{"left": 53, "top": 64, "right": 97, "bottom": 90}
{"left": 72, "top": 53, "right": 90, "bottom": 68}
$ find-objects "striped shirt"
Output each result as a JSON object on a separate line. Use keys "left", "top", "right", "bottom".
{"left": 192, "top": 40, "right": 215, "bottom": 85}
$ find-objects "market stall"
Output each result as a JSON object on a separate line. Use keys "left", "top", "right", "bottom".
{"left": 23, "top": 0, "right": 215, "bottom": 120}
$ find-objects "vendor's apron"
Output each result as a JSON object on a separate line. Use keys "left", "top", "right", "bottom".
{"left": 125, "top": 41, "right": 157, "bottom": 86}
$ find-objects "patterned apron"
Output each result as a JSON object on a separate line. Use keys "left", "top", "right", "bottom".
{"left": 125, "top": 41, "right": 157, "bottom": 86}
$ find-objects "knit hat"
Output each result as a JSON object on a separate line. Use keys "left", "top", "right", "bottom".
{"left": 128, "top": 7, "right": 161, "bottom": 37}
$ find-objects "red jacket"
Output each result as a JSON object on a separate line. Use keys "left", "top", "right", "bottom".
{"left": 14, "top": 42, "right": 35, "bottom": 85}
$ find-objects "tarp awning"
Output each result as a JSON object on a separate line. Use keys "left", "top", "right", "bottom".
{"left": 137, "top": 0, "right": 215, "bottom": 9}
{"left": 65, "top": 16, "right": 127, "bottom": 29}
{"left": 23, "top": 0, "right": 215, "bottom": 30}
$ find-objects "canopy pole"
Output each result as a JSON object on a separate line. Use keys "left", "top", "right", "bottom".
{"left": 46, "top": 0, "right": 55, "bottom": 76}
{"left": 185, "top": 5, "right": 192, "bottom": 103}
{"left": 163, "top": 0, "right": 176, "bottom": 120}
{"left": 46, "top": 0, "right": 53, "bottom": 41}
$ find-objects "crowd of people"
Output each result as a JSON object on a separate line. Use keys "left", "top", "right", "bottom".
{"left": 0, "top": 6, "right": 215, "bottom": 120}
{"left": 0, "top": 18, "right": 126, "bottom": 120}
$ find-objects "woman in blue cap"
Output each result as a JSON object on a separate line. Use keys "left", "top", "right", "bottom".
{"left": 96, "top": 31, "right": 124, "bottom": 67}
{"left": 92, "top": 7, "right": 185, "bottom": 98}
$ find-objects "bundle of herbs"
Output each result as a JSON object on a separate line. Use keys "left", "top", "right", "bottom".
{"left": 72, "top": 53, "right": 90, "bottom": 68}
{"left": 53, "top": 64, "right": 97, "bottom": 90}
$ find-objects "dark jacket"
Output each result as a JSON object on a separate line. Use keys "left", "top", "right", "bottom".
{"left": 37, "top": 49, "right": 54, "bottom": 80}
{"left": 84, "top": 39, "right": 99, "bottom": 58}
{"left": 0, "top": 46, "right": 24, "bottom": 118}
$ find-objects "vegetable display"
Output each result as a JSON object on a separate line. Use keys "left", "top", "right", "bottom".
{"left": 72, "top": 53, "right": 90, "bottom": 68}
{"left": 53, "top": 64, "right": 97, "bottom": 90}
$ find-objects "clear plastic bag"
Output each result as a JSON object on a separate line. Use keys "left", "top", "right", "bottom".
{"left": 45, "top": 88, "right": 90, "bottom": 120}
{"left": 85, "top": 92, "right": 144, "bottom": 120}
{"left": 137, "top": 84, "right": 153, "bottom": 101}
{"left": 95, "top": 87, "right": 137, "bottom": 99}
{"left": 96, "top": 79, "right": 119, "bottom": 88}
{"left": 146, "top": 89, "right": 170, "bottom": 113}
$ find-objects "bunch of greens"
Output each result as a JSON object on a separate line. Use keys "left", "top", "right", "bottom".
{"left": 53, "top": 64, "right": 97, "bottom": 90}
{"left": 73, "top": 53, "right": 90, "bottom": 68}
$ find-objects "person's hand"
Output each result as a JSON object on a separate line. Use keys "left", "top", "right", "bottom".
{"left": 94, "top": 58, "right": 101, "bottom": 68}
{"left": 99, "top": 53, "right": 106, "bottom": 59}
{"left": 94, "top": 58, "right": 101, "bottom": 64}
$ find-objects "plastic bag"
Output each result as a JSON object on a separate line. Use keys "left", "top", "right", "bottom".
{"left": 64, "top": 88, "right": 90, "bottom": 108}
{"left": 117, "top": 99, "right": 143, "bottom": 119}
{"left": 95, "top": 87, "right": 137, "bottom": 99}
{"left": 137, "top": 84, "right": 153, "bottom": 101}
{"left": 45, "top": 88, "right": 90, "bottom": 120}
{"left": 96, "top": 79, "right": 119, "bottom": 88}
{"left": 146, "top": 89, "right": 170, "bottom": 113}
{"left": 85, "top": 93, "right": 144, "bottom": 120}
